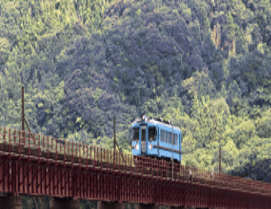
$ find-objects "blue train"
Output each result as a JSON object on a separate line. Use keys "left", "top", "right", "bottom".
{"left": 132, "top": 115, "right": 182, "bottom": 162}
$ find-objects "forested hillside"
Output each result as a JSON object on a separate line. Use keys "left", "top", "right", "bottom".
{"left": 1, "top": 0, "right": 271, "bottom": 208}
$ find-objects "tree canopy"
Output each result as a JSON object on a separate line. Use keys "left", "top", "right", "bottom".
{"left": 1, "top": 0, "right": 271, "bottom": 208}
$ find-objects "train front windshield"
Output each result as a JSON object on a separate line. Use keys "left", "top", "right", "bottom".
{"left": 133, "top": 127, "right": 156, "bottom": 141}
{"left": 148, "top": 127, "right": 157, "bottom": 141}
{"left": 133, "top": 128, "right": 139, "bottom": 141}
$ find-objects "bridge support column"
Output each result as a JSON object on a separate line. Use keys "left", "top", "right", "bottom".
{"left": 0, "top": 195, "right": 22, "bottom": 209}
{"left": 50, "top": 197, "right": 80, "bottom": 209}
{"left": 97, "top": 201, "right": 125, "bottom": 209}
{"left": 138, "top": 204, "right": 159, "bottom": 209}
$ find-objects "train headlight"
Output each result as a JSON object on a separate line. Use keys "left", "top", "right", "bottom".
{"left": 135, "top": 144, "right": 139, "bottom": 150}
{"left": 149, "top": 144, "right": 152, "bottom": 150}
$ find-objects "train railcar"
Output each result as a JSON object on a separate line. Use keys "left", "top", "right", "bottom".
{"left": 132, "top": 115, "right": 182, "bottom": 162}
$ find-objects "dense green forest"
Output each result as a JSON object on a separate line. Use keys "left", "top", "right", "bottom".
{"left": 1, "top": 0, "right": 271, "bottom": 208}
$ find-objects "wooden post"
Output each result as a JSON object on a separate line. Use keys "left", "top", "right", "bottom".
{"left": 219, "top": 146, "right": 221, "bottom": 174}
{"left": 114, "top": 116, "right": 116, "bottom": 152}
{"left": 22, "top": 86, "right": 24, "bottom": 131}
{"left": 22, "top": 86, "right": 25, "bottom": 144}
{"left": 171, "top": 122, "right": 174, "bottom": 179}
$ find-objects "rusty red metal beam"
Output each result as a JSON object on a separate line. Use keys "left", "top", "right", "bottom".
{"left": 0, "top": 127, "right": 271, "bottom": 208}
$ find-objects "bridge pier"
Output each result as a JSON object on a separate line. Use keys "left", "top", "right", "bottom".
{"left": 138, "top": 204, "right": 159, "bottom": 209}
{"left": 0, "top": 194, "right": 22, "bottom": 209}
{"left": 50, "top": 197, "right": 80, "bottom": 209}
{"left": 97, "top": 201, "right": 125, "bottom": 209}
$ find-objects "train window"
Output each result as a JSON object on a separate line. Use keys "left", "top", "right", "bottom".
{"left": 176, "top": 134, "right": 178, "bottom": 145}
{"left": 174, "top": 134, "right": 177, "bottom": 145}
{"left": 160, "top": 130, "right": 163, "bottom": 142}
{"left": 149, "top": 127, "right": 157, "bottom": 141}
{"left": 133, "top": 128, "right": 139, "bottom": 141}
{"left": 163, "top": 131, "right": 166, "bottom": 142}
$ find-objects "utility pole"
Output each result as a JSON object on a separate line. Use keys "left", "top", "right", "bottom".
{"left": 22, "top": 86, "right": 25, "bottom": 144}
{"left": 219, "top": 146, "right": 221, "bottom": 174}
{"left": 21, "top": 86, "right": 31, "bottom": 134}
{"left": 112, "top": 115, "right": 126, "bottom": 163}
{"left": 114, "top": 115, "right": 116, "bottom": 152}
{"left": 171, "top": 121, "right": 174, "bottom": 179}
{"left": 22, "top": 86, "right": 24, "bottom": 131}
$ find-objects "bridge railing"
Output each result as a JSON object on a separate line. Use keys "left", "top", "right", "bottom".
{"left": 0, "top": 126, "right": 271, "bottom": 196}
{"left": 0, "top": 127, "right": 137, "bottom": 169}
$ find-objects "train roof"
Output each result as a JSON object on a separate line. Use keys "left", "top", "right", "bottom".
{"left": 132, "top": 117, "right": 181, "bottom": 132}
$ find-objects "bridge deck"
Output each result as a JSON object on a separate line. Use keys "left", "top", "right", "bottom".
{"left": 0, "top": 140, "right": 268, "bottom": 195}
{"left": 0, "top": 127, "right": 271, "bottom": 209}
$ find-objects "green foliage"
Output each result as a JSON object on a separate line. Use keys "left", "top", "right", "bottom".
{"left": 1, "top": 1, "right": 271, "bottom": 207}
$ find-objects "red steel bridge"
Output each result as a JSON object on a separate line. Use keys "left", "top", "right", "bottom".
{"left": 0, "top": 127, "right": 271, "bottom": 209}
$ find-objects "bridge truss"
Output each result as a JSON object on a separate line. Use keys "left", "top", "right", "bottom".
{"left": 0, "top": 127, "right": 271, "bottom": 208}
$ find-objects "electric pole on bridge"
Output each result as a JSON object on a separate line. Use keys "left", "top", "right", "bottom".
{"left": 22, "top": 86, "right": 24, "bottom": 132}
{"left": 219, "top": 146, "right": 221, "bottom": 174}
{"left": 22, "top": 86, "right": 25, "bottom": 145}
{"left": 21, "top": 86, "right": 46, "bottom": 209}
{"left": 112, "top": 115, "right": 126, "bottom": 164}
{"left": 114, "top": 115, "right": 116, "bottom": 152}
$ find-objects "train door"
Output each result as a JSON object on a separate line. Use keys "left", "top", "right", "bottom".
{"left": 132, "top": 127, "right": 140, "bottom": 155}
{"left": 141, "top": 126, "right": 146, "bottom": 154}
